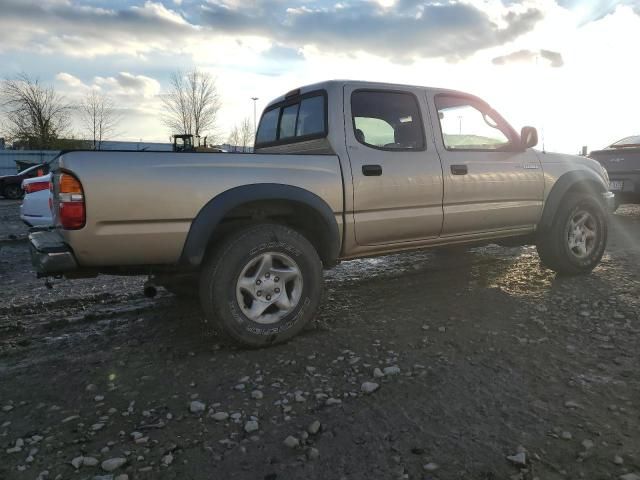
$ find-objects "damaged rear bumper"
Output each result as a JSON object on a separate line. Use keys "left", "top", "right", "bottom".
{"left": 29, "top": 230, "right": 78, "bottom": 276}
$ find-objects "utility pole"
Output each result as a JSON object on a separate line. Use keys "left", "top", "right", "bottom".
{"left": 251, "top": 97, "right": 259, "bottom": 138}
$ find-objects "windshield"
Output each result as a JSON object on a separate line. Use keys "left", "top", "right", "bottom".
{"left": 610, "top": 135, "right": 640, "bottom": 148}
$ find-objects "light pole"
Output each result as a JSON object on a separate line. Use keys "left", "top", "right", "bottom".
{"left": 251, "top": 97, "right": 259, "bottom": 139}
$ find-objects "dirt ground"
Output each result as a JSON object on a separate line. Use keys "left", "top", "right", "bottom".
{"left": 1, "top": 199, "right": 639, "bottom": 480}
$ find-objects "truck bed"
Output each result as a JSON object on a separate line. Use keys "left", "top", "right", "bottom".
{"left": 55, "top": 151, "right": 344, "bottom": 267}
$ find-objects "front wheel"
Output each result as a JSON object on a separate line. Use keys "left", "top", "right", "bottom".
{"left": 536, "top": 193, "right": 608, "bottom": 275}
{"left": 199, "top": 224, "right": 323, "bottom": 347}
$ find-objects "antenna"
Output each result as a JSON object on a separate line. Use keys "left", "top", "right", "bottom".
{"left": 536, "top": 53, "right": 546, "bottom": 153}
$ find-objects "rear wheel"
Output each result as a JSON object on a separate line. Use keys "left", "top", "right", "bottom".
{"left": 199, "top": 224, "right": 323, "bottom": 347}
{"left": 536, "top": 193, "right": 607, "bottom": 275}
{"left": 3, "top": 184, "right": 23, "bottom": 200}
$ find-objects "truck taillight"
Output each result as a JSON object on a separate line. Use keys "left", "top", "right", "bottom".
{"left": 57, "top": 173, "right": 85, "bottom": 229}
{"left": 24, "top": 180, "right": 49, "bottom": 194}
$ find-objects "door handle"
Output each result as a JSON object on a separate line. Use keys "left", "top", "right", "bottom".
{"left": 362, "top": 164, "right": 382, "bottom": 176}
{"left": 451, "top": 164, "right": 468, "bottom": 175}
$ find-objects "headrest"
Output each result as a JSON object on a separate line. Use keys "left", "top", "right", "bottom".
{"left": 394, "top": 122, "right": 419, "bottom": 147}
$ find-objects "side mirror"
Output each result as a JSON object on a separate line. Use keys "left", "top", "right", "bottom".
{"left": 521, "top": 126, "right": 538, "bottom": 149}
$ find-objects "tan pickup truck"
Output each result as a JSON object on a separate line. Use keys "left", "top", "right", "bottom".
{"left": 30, "top": 80, "right": 614, "bottom": 347}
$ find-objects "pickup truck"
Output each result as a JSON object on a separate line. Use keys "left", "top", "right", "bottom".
{"left": 29, "top": 80, "right": 614, "bottom": 347}
{"left": 589, "top": 135, "right": 640, "bottom": 210}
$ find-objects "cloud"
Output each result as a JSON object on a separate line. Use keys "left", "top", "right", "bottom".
{"left": 53, "top": 70, "right": 164, "bottom": 140}
{"left": 492, "top": 49, "right": 564, "bottom": 67}
{"left": 0, "top": 0, "right": 198, "bottom": 58}
{"left": 0, "top": 0, "right": 544, "bottom": 63}
{"left": 56, "top": 71, "right": 161, "bottom": 98}
{"left": 261, "top": 45, "right": 304, "bottom": 62}
{"left": 94, "top": 73, "right": 161, "bottom": 97}
{"left": 55, "top": 72, "right": 87, "bottom": 89}
{"left": 557, "top": 0, "right": 639, "bottom": 24}
{"left": 200, "top": 1, "right": 544, "bottom": 62}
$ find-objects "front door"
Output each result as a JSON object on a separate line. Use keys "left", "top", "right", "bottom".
{"left": 431, "top": 93, "right": 544, "bottom": 237}
{"left": 345, "top": 86, "right": 444, "bottom": 245}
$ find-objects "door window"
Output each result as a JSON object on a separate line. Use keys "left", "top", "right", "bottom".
{"left": 351, "top": 90, "right": 425, "bottom": 151}
{"left": 436, "top": 96, "right": 512, "bottom": 151}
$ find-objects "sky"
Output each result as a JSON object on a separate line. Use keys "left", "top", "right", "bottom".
{"left": 0, "top": 0, "right": 638, "bottom": 153}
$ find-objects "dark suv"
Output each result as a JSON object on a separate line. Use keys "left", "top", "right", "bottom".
{"left": 0, "top": 164, "right": 49, "bottom": 200}
{"left": 590, "top": 135, "right": 640, "bottom": 211}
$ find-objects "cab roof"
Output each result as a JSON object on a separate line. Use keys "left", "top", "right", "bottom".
{"left": 264, "top": 80, "right": 483, "bottom": 110}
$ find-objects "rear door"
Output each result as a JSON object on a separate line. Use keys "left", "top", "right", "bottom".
{"left": 431, "top": 93, "right": 544, "bottom": 236}
{"left": 344, "top": 86, "right": 444, "bottom": 245}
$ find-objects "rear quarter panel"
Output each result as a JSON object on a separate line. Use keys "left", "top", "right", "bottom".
{"left": 57, "top": 151, "right": 343, "bottom": 267}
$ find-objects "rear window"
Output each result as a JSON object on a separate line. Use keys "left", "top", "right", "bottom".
{"left": 255, "top": 90, "right": 327, "bottom": 147}
{"left": 255, "top": 109, "right": 279, "bottom": 145}
{"left": 279, "top": 104, "right": 299, "bottom": 139}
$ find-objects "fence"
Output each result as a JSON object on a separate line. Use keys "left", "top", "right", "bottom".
{"left": 0, "top": 151, "right": 60, "bottom": 176}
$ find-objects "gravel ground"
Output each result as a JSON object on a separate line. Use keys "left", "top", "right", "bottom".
{"left": 1, "top": 200, "right": 639, "bottom": 480}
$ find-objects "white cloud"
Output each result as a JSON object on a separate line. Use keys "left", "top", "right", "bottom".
{"left": 94, "top": 73, "right": 161, "bottom": 98}
{"left": 55, "top": 72, "right": 87, "bottom": 89}
{"left": 0, "top": 0, "right": 199, "bottom": 58}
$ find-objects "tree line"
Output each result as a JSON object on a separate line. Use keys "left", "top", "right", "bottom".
{"left": 0, "top": 70, "right": 254, "bottom": 151}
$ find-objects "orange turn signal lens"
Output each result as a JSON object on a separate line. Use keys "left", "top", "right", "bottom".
{"left": 56, "top": 172, "right": 86, "bottom": 229}
{"left": 59, "top": 173, "right": 83, "bottom": 194}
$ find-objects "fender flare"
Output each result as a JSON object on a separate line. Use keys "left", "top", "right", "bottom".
{"left": 539, "top": 170, "right": 607, "bottom": 231}
{"left": 180, "top": 183, "right": 341, "bottom": 267}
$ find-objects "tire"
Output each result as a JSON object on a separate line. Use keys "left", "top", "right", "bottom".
{"left": 199, "top": 224, "right": 323, "bottom": 347}
{"left": 536, "top": 193, "right": 607, "bottom": 275}
{"left": 3, "top": 184, "right": 23, "bottom": 200}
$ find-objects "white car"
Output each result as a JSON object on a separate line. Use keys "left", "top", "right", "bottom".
{"left": 20, "top": 173, "right": 53, "bottom": 227}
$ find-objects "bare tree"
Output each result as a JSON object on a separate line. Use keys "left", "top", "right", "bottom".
{"left": 239, "top": 117, "right": 253, "bottom": 152}
{"left": 227, "top": 126, "right": 240, "bottom": 152}
{"left": 161, "top": 69, "right": 221, "bottom": 140}
{"left": 80, "top": 90, "right": 121, "bottom": 150}
{"left": 0, "top": 73, "right": 70, "bottom": 149}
